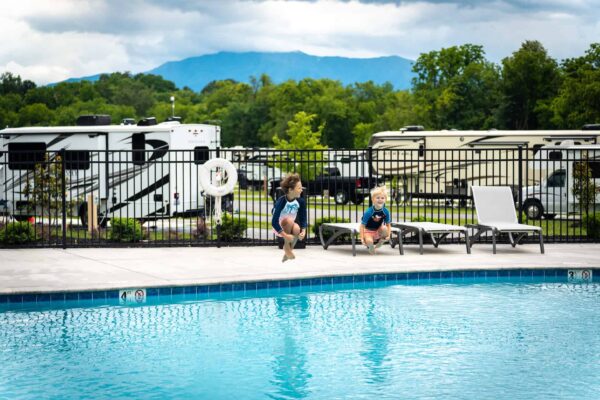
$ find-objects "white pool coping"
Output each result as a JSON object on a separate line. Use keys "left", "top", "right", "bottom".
{"left": 1, "top": 243, "right": 599, "bottom": 295}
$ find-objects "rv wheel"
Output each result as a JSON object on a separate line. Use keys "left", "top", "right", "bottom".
{"left": 334, "top": 190, "right": 349, "bottom": 205}
{"left": 523, "top": 199, "right": 544, "bottom": 220}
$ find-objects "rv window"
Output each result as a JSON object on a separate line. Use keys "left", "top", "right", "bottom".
{"left": 548, "top": 151, "right": 563, "bottom": 161}
{"left": 547, "top": 170, "right": 566, "bottom": 188}
{"left": 532, "top": 144, "right": 544, "bottom": 155}
{"left": 8, "top": 142, "right": 46, "bottom": 170}
{"left": 194, "top": 146, "right": 209, "bottom": 165}
{"left": 132, "top": 133, "right": 145, "bottom": 165}
{"left": 64, "top": 151, "right": 90, "bottom": 170}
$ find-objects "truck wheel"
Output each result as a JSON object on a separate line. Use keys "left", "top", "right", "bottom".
{"left": 523, "top": 199, "right": 544, "bottom": 220}
{"left": 334, "top": 190, "right": 349, "bottom": 205}
{"left": 351, "top": 196, "right": 364, "bottom": 205}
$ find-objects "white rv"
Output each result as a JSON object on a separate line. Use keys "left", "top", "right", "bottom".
{"left": 0, "top": 116, "right": 221, "bottom": 224}
{"left": 368, "top": 127, "right": 600, "bottom": 202}
{"left": 521, "top": 144, "right": 600, "bottom": 219}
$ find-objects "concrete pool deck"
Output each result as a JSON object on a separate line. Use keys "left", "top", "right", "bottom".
{"left": 1, "top": 243, "right": 599, "bottom": 295}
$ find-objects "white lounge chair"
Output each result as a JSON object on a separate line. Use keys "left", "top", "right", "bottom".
{"left": 469, "top": 186, "right": 544, "bottom": 254}
{"left": 319, "top": 223, "right": 398, "bottom": 256}
{"left": 391, "top": 221, "right": 470, "bottom": 255}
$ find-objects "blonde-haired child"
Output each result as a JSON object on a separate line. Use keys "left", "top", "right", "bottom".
{"left": 360, "top": 185, "right": 391, "bottom": 254}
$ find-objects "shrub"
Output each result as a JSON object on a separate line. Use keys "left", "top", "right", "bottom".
{"left": 0, "top": 221, "right": 37, "bottom": 244}
{"left": 583, "top": 213, "right": 600, "bottom": 240}
{"left": 218, "top": 213, "right": 248, "bottom": 241}
{"left": 110, "top": 218, "right": 143, "bottom": 242}
{"left": 312, "top": 216, "right": 351, "bottom": 240}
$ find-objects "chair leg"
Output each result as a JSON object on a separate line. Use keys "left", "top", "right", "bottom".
{"left": 319, "top": 225, "right": 326, "bottom": 249}
{"left": 398, "top": 229, "right": 404, "bottom": 255}
{"left": 492, "top": 229, "right": 497, "bottom": 254}
{"left": 464, "top": 231, "right": 471, "bottom": 254}
{"left": 418, "top": 229, "right": 424, "bottom": 255}
{"left": 508, "top": 232, "right": 516, "bottom": 247}
{"left": 539, "top": 230, "right": 545, "bottom": 254}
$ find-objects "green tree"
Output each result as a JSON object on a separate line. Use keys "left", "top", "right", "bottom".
{"left": 0, "top": 72, "right": 36, "bottom": 95}
{"left": 18, "top": 103, "right": 54, "bottom": 126}
{"left": 572, "top": 154, "right": 598, "bottom": 213}
{"left": 23, "top": 154, "right": 65, "bottom": 227}
{"left": 273, "top": 111, "right": 327, "bottom": 179}
{"left": 411, "top": 44, "right": 501, "bottom": 129}
{"left": 550, "top": 43, "right": 600, "bottom": 128}
{"left": 499, "top": 40, "right": 561, "bottom": 129}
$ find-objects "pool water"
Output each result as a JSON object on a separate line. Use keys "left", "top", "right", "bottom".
{"left": 1, "top": 278, "right": 599, "bottom": 399}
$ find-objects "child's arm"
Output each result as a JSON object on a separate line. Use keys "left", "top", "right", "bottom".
{"left": 360, "top": 207, "right": 373, "bottom": 244}
{"left": 384, "top": 207, "right": 392, "bottom": 239}
{"left": 359, "top": 224, "right": 366, "bottom": 245}
{"left": 298, "top": 197, "right": 307, "bottom": 239}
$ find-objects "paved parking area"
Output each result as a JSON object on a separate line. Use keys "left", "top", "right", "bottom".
{"left": 1, "top": 243, "right": 598, "bottom": 294}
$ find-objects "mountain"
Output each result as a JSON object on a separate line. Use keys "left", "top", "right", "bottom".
{"left": 148, "top": 51, "right": 414, "bottom": 90}
{"left": 58, "top": 51, "right": 415, "bottom": 90}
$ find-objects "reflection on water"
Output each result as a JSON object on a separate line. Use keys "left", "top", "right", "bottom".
{"left": 1, "top": 282, "right": 599, "bottom": 399}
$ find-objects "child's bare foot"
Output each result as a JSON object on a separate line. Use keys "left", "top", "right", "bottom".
{"left": 368, "top": 244, "right": 375, "bottom": 255}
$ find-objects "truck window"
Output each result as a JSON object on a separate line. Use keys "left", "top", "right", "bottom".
{"left": 8, "top": 142, "right": 46, "bottom": 170}
{"left": 64, "top": 150, "right": 90, "bottom": 170}
{"left": 547, "top": 170, "right": 566, "bottom": 188}
{"left": 132, "top": 133, "right": 145, "bottom": 165}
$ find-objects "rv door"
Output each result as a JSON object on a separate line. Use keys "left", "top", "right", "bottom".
{"left": 544, "top": 169, "right": 567, "bottom": 214}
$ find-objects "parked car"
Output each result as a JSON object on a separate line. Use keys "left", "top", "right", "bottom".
{"left": 269, "top": 167, "right": 375, "bottom": 204}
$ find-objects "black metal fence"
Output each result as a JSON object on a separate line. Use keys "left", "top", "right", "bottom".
{"left": 1, "top": 147, "right": 598, "bottom": 248}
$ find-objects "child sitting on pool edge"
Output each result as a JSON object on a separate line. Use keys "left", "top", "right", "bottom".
{"left": 272, "top": 173, "right": 307, "bottom": 262}
{"left": 360, "top": 185, "right": 391, "bottom": 255}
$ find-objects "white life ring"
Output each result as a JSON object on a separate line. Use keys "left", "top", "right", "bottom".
{"left": 199, "top": 158, "right": 238, "bottom": 197}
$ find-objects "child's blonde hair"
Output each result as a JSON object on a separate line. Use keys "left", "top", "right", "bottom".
{"left": 370, "top": 185, "right": 388, "bottom": 201}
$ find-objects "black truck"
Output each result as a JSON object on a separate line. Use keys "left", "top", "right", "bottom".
{"left": 269, "top": 167, "right": 376, "bottom": 205}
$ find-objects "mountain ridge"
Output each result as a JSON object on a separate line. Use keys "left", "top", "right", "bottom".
{"left": 60, "top": 51, "right": 415, "bottom": 90}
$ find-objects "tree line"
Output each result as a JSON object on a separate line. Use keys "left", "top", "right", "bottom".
{"left": 1, "top": 40, "right": 599, "bottom": 149}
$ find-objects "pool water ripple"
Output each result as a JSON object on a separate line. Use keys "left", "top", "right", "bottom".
{"left": 1, "top": 280, "right": 599, "bottom": 399}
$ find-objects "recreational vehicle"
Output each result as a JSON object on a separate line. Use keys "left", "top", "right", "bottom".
{"left": 0, "top": 115, "right": 222, "bottom": 225}
{"left": 368, "top": 126, "right": 600, "bottom": 202}
{"left": 521, "top": 143, "right": 600, "bottom": 219}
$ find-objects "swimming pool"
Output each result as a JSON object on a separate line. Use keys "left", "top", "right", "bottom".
{"left": 1, "top": 272, "right": 599, "bottom": 399}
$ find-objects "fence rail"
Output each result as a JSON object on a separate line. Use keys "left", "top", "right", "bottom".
{"left": 1, "top": 147, "right": 598, "bottom": 248}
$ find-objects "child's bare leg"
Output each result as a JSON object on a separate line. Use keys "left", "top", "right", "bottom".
{"left": 280, "top": 219, "right": 295, "bottom": 259}
{"left": 365, "top": 234, "right": 375, "bottom": 254}
{"left": 376, "top": 226, "right": 390, "bottom": 248}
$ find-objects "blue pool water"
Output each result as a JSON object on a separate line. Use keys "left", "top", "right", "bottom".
{"left": 1, "top": 277, "right": 599, "bottom": 399}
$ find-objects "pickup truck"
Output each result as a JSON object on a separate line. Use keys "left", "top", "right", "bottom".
{"left": 269, "top": 167, "right": 375, "bottom": 204}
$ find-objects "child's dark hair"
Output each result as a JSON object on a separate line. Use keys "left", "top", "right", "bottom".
{"left": 281, "top": 173, "right": 301, "bottom": 194}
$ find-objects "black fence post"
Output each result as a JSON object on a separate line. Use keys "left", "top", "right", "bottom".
{"left": 216, "top": 146, "right": 221, "bottom": 248}
{"left": 518, "top": 145, "right": 523, "bottom": 224}
{"left": 368, "top": 146, "right": 373, "bottom": 207}
{"left": 60, "top": 149, "right": 67, "bottom": 249}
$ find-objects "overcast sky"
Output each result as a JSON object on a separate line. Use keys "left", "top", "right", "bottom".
{"left": 1, "top": 0, "right": 599, "bottom": 84}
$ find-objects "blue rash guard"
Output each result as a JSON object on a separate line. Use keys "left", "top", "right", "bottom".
{"left": 271, "top": 196, "right": 307, "bottom": 233}
{"left": 361, "top": 205, "right": 391, "bottom": 231}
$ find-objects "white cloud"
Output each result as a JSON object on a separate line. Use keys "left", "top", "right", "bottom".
{"left": 0, "top": 0, "right": 598, "bottom": 84}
